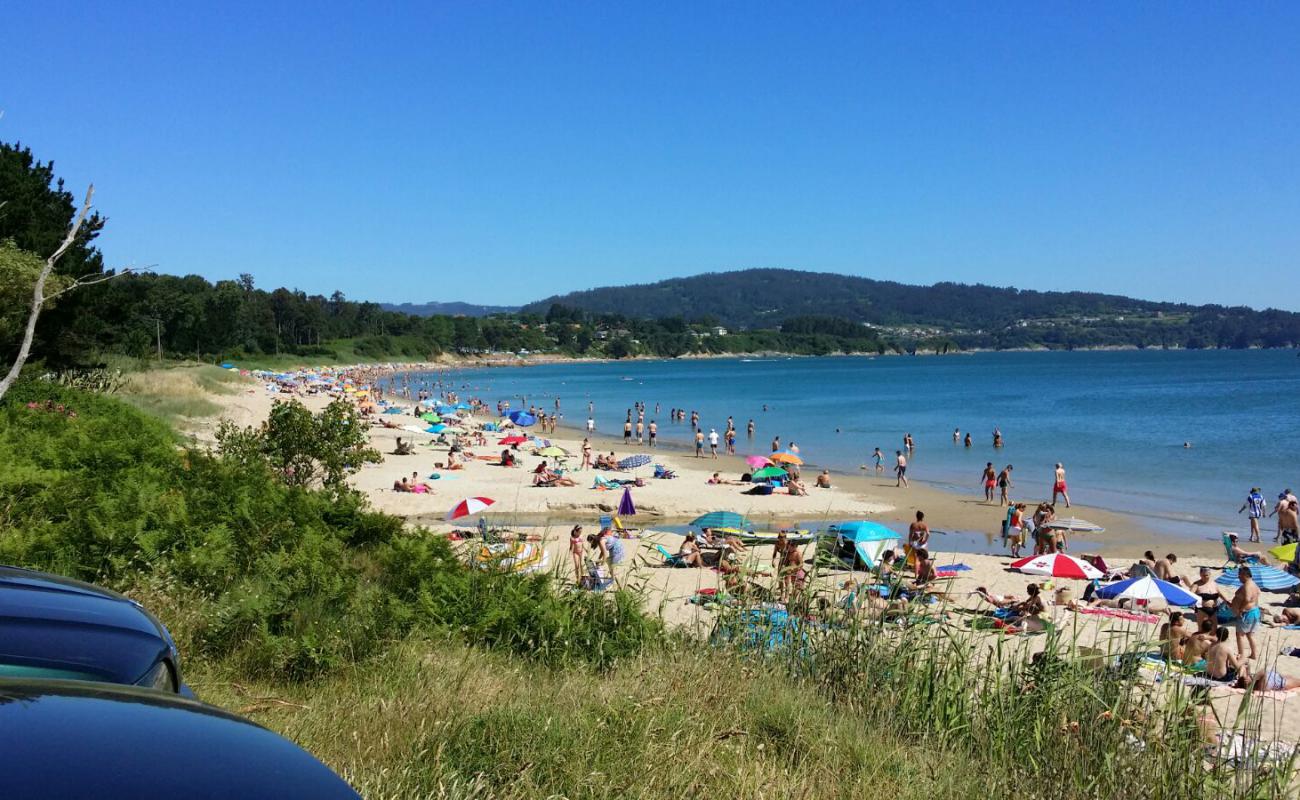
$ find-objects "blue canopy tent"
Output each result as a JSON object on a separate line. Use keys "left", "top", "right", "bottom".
{"left": 826, "top": 521, "right": 899, "bottom": 569}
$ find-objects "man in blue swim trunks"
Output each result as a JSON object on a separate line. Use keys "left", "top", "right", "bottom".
{"left": 1230, "top": 565, "right": 1262, "bottom": 661}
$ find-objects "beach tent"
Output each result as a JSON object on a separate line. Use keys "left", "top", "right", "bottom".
{"left": 1216, "top": 565, "right": 1300, "bottom": 592}
{"left": 827, "top": 521, "right": 898, "bottom": 569}
{"left": 1096, "top": 575, "right": 1197, "bottom": 607}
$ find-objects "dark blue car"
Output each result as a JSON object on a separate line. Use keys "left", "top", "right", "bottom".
{"left": 0, "top": 680, "right": 360, "bottom": 798}
{"left": 0, "top": 565, "right": 190, "bottom": 695}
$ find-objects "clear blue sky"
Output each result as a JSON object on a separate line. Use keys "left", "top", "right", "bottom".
{"left": 3, "top": 2, "right": 1298, "bottom": 309}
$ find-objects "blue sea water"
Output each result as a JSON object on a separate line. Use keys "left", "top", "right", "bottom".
{"left": 389, "top": 350, "right": 1300, "bottom": 542}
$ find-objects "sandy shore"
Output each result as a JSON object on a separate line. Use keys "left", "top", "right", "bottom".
{"left": 203, "top": 375, "right": 1300, "bottom": 748}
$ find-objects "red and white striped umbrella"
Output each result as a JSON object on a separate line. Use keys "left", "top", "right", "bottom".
{"left": 446, "top": 497, "right": 495, "bottom": 522}
{"left": 1010, "top": 553, "right": 1102, "bottom": 580}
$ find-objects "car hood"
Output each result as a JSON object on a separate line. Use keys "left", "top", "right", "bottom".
{"left": 0, "top": 566, "right": 170, "bottom": 683}
{"left": 0, "top": 680, "right": 360, "bottom": 799}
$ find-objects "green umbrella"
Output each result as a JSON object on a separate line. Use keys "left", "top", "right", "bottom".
{"left": 421, "top": 413, "right": 441, "bottom": 423}
{"left": 751, "top": 466, "right": 788, "bottom": 480}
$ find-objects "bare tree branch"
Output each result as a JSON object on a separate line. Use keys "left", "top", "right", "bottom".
{"left": 43, "top": 265, "right": 149, "bottom": 302}
{"left": 0, "top": 184, "right": 125, "bottom": 402}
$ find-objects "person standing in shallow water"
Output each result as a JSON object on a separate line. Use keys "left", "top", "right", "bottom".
{"left": 997, "top": 465, "right": 1014, "bottom": 506}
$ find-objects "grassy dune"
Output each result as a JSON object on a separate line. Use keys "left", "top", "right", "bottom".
{"left": 117, "top": 364, "right": 249, "bottom": 420}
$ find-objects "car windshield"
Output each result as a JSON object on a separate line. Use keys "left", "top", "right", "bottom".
{"left": 0, "top": 664, "right": 103, "bottom": 682}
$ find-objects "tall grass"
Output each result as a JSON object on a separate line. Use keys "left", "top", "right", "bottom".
{"left": 116, "top": 364, "right": 249, "bottom": 420}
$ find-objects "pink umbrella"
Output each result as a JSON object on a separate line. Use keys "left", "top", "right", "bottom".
{"left": 1010, "top": 553, "right": 1102, "bottom": 580}
{"left": 446, "top": 496, "right": 495, "bottom": 522}
{"left": 745, "top": 455, "right": 772, "bottom": 469}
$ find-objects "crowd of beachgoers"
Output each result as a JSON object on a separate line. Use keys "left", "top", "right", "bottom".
{"left": 224, "top": 363, "right": 1300, "bottom": 756}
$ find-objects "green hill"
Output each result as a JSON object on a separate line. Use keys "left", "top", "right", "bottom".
{"left": 523, "top": 268, "right": 1300, "bottom": 349}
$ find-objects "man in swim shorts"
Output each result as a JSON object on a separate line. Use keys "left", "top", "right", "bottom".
{"left": 1052, "top": 463, "right": 1071, "bottom": 508}
{"left": 1230, "top": 565, "right": 1261, "bottom": 661}
{"left": 895, "top": 451, "right": 908, "bottom": 488}
{"left": 981, "top": 463, "right": 996, "bottom": 502}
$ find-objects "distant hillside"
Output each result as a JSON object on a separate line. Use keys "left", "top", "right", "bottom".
{"left": 380, "top": 301, "right": 518, "bottom": 318}
{"left": 522, "top": 268, "right": 1300, "bottom": 350}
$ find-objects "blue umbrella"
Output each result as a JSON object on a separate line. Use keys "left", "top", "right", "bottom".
{"left": 1097, "top": 575, "right": 1198, "bottom": 607}
{"left": 689, "top": 511, "right": 751, "bottom": 530}
{"left": 618, "top": 487, "right": 636, "bottom": 517}
{"left": 455, "top": 403, "right": 472, "bottom": 410}
{"left": 1217, "top": 565, "right": 1300, "bottom": 592}
{"left": 509, "top": 412, "right": 537, "bottom": 427}
{"left": 425, "top": 424, "right": 448, "bottom": 433}
{"left": 617, "top": 454, "right": 653, "bottom": 470}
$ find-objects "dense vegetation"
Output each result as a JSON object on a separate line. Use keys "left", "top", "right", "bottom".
{"left": 524, "top": 268, "right": 1300, "bottom": 350}
{"left": 0, "top": 379, "right": 660, "bottom": 678}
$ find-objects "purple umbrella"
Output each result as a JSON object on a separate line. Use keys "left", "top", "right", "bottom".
{"left": 618, "top": 487, "right": 636, "bottom": 517}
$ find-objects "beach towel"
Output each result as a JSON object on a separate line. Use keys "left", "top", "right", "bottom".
{"left": 592, "top": 476, "right": 622, "bottom": 490}
{"left": 1074, "top": 606, "right": 1160, "bottom": 624}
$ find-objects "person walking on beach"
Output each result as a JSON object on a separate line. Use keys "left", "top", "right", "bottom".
{"left": 981, "top": 463, "right": 996, "bottom": 502}
{"left": 708, "top": 428, "right": 719, "bottom": 458}
{"left": 997, "top": 465, "right": 1014, "bottom": 506}
{"left": 1270, "top": 490, "right": 1299, "bottom": 542}
{"left": 1277, "top": 499, "right": 1300, "bottom": 546}
{"left": 648, "top": 420, "right": 657, "bottom": 447}
{"left": 1230, "top": 565, "right": 1262, "bottom": 661}
{"left": 1239, "top": 487, "right": 1266, "bottom": 543}
{"left": 695, "top": 429, "right": 705, "bottom": 458}
{"left": 895, "top": 450, "right": 908, "bottom": 487}
{"left": 581, "top": 438, "right": 592, "bottom": 470}
{"left": 1052, "top": 463, "right": 1071, "bottom": 508}
{"left": 872, "top": 447, "right": 884, "bottom": 474}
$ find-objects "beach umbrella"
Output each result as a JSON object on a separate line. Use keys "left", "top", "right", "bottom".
{"left": 1096, "top": 575, "right": 1198, "bottom": 607}
{"left": 751, "top": 466, "right": 788, "bottom": 480}
{"left": 770, "top": 451, "right": 804, "bottom": 466}
{"left": 1010, "top": 553, "right": 1102, "bottom": 580}
{"left": 745, "top": 455, "right": 773, "bottom": 469}
{"left": 618, "top": 487, "right": 637, "bottom": 517}
{"left": 455, "top": 403, "right": 472, "bottom": 410}
{"left": 1042, "top": 517, "right": 1106, "bottom": 533}
{"left": 1269, "top": 543, "right": 1297, "bottom": 563}
{"left": 511, "top": 412, "right": 537, "bottom": 427}
{"left": 425, "top": 424, "right": 447, "bottom": 433}
{"left": 537, "top": 445, "right": 569, "bottom": 457}
{"left": 446, "top": 496, "right": 495, "bottom": 522}
{"left": 617, "top": 454, "right": 653, "bottom": 470}
{"left": 1216, "top": 565, "right": 1300, "bottom": 592}
{"left": 421, "top": 413, "right": 441, "bottom": 423}
{"left": 383, "top": 407, "right": 404, "bottom": 415}
{"left": 690, "top": 511, "right": 751, "bottom": 530}
{"left": 498, "top": 435, "right": 528, "bottom": 445}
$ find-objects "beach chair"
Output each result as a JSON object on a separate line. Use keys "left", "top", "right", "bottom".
{"left": 1221, "top": 533, "right": 1261, "bottom": 568}
{"left": 654, "top": 544, "right": 685, "bottom": 567}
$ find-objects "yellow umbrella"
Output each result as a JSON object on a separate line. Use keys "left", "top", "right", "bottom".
{"left": 1270, "top": 543, "right": 1296, "bottom": 562}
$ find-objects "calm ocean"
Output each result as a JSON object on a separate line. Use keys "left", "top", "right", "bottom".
{"left": 389, "top": 350, "right": 1300, "bottom": 542}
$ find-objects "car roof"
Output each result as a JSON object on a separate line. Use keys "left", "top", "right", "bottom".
{"left": 0, "top": 680, "right": 359, "bottom": 799}
{"left": 0, "top": 566, "right": 168, "bottom": 683}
